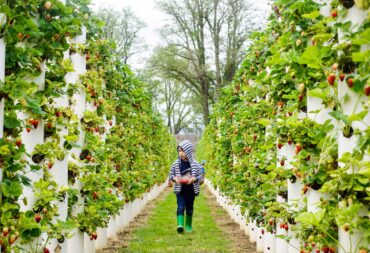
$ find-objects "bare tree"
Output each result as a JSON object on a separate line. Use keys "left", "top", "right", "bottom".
{"left": 154, "top": 0, "right": 266, "bottom": 124}
{"left": 96, "top": 7, "right": 146, "bottom": 64}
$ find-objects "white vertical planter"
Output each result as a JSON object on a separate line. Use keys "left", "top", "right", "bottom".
{"left": 288, "top": 229, "right": 300, "bottom": 253}
{"left": 94, "top": 227, "right": 107, "bottom": 250}
{"left": 288, "top": 178, "right": 305, "bottom": 211}
{"left": 264, "top": 231, "right": 276, "bottom": 253}
{"left": 276, "top": 222, "right": 288, "bottom": 253}
{"left": 84, "top": 234, "right": 95, "bottom": 253}
{"left": 0, "top": 98, "right": 3, "bottom": 139}
{"left": 257, "top": 226, "right": 265, "bottom": 252}
{"left": 107, "top": 216, "right": 117, "bottom": 240}
{"left": 67, "top": 230, "right": 84, "bottom": 253}
{"left": 307, "top": 189, "right": 328, "bottom": 213}
{"left": 249, "top": 220, "right": 257, "bottom": 243}
{"left": 338, "top": 227, "right": 363, "bottom": 253}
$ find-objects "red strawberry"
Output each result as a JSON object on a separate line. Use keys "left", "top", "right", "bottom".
{"left": 86, "top": 155, "right": 91, "bottom": 161}
{"left": 261, "top": 229, "right": 265, "bottom": 235}
{"left": 280, "top": 159, "right": 285, "bottom": 166}
{"left": 43, "top": 248, "right": 50, "bottom": 253}
{"left": 35, "top": 214, "right": 42, "bottom": 223}
{"left": 92, "top": 232, "right": 98, "bottom": 240}
{"left": 268, "top": 218, "right": 274, "bottom": 225}
{"left": 303, "top": 185, "right": 309, "bottom": 194}
{"left": 92, "top": 192, "right": 98, "bottom": 200}
{"left": 298, "top": 94, "right": 304, "bottom": 102}
{"left": 331, "top": 10, "right": 338, "bottom": 18}
{"left": 328, "top": 247, "right": 336, "bottom": 253}
{"left": 15, "top": 138, "right": 22, "bottom": 148}
{"left": 253, "top": 134, "right": 257, "bottom": 141}
{"left": 26, "top": 127, "right": 32, "bottom": 133}
{"left": 277, "top": 101, "right": 284, "bottom": 108}
{"left": 327, "top": 74, "right": 336, "bottom": 86}
{"left": 339, "top": 73, "right": 345, "bottom": 81}
{"left": 347, "top": 78, "right": 354, "bottom": 88}
{"left": 47, "top": 161, "right": 53, "bottom": 169}
{"left": 46, "top": 122, "right": 52, "bottom": 129}
{"left": 55, "top": 111, "right": 61, "bottom": 117}
{"left": 295, "top": 143, "right": 302, "bottom": 154}
{"left": 2, "top": 227, "right": 9, "bottom": 237}
{"left": 322, "top": 246, "right": 330, "bottom": 253}
{"left": 364, "top": 85, "right": 370, "bottom": 96}
{"left": 277, "top": 143, "right": 283, "bottom": 149}
{"left": 17, "top": 33, "right": 23, "bottom": 40}
{"left": 109, "top": 120, "right": 113, "bottom": 126}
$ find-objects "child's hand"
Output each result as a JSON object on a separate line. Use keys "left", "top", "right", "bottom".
{"left": 186, "top": 177, "right": 196, "bottom": 184}
{"left": 173, "top": 177, "right": 179, "bottom": 184}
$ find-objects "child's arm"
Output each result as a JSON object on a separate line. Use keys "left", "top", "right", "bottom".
{"left": 169, "top": 163, "right": 179, "bottom": 183}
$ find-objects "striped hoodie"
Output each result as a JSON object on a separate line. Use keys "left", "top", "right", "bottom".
{"left": 169, "top": 140, "right": 202, "bottom": 195}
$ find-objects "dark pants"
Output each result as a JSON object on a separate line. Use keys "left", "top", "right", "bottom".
{"left": 176, "top": 191, "right": 195, "bottom": 216}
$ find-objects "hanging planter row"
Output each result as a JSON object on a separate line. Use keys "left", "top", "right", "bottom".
{"left": 0, "top": 1, "right": 176, "bottom": 253}
{"left": 198, "top": 0, "right": 370, "bottom": 253}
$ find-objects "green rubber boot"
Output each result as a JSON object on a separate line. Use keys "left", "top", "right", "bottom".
{"left": 177, "top": 215, "right": 184, "bottom": 233}
{"left": 185, "top": 215, "right": 193, "bottom": 232}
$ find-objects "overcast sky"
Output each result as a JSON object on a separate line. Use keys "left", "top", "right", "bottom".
{"left": 90, "top": 0, "right": 271, "bottom": 69}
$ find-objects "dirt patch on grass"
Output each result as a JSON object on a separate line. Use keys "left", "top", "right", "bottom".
{"left": 203, "top": 186, "right": 257, "bottom": 253}
{"left": 96, "top": 188, "right": 172, "bottom": 253}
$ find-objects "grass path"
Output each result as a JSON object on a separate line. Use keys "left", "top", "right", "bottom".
{"left": 97, "top": 186, "right": 256, "bottom": 253}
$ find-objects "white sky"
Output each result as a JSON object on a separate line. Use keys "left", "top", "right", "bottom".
{"left": 90, "top": 0, "right": 271, "bottom": 69}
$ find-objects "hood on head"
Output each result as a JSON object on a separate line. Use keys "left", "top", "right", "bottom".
{"left": 178, "top": 140, "right": 194, "bottom": 164}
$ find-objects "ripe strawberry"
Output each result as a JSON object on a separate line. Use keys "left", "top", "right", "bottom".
{"left": 92, "top": 192, "right": 98, "bottom": 200}
{"left": 92, "top": 232, "right": 98, "bottom": 240}
{"left": 26, "top": 127, "right": 32, "bottom": 133}
{"left": 261, "top": 229, "right": 265, "bottom": 235}
{"left": 47, "top": 161, "right": 53, "bottom": 169}
{"left": 32, "top": 119, "right": 39, "bottom": 129}
{"left": 46, "top": 122, "right": 52, "bottom": 129}
{"left": 277, "top": 101, "right": 284, "bottom": 108}
{"left": 86, "top": 155, "right": 91, "bottom": 161}
{"left": 15, "top": 138, "right": 22, "bottom": 148}
{"left": 108, "top": 189, "right": 112, "bottom": 194}
{"left": 328, "top": 247, "right": 336, "bottom": 253}
{"left": 284, "top": 223, "right": 289, "bottom": 231}
{"left": 43, "top": 248, "right": 50, "bottom": 253}
{"left": 108, "top": 120, "right": 113, "bottom": 126}
{"left": 253, "top": 134, "right": 257, "bottom": 142}
{"left": 364, "top": 85, "right": 370, "bottom": 96}
{"left": 268, "top": 218, "right": 274, "bottom": 225}
{"left": 327, "top": 74, "right": 336, "bottom": 86}
{"left": 2, "top": 227, "right": 9, "bottom": 237}
{"left": 277, "top": 143, "right": 283, "bottom": 149}
{"left": 295, "top": 143, "right": 302, "bottom": 154}
{"left": 316, "top": 250, "right": 320, "bottom": 253}
{"left": 298, "top": 94, "right": 304, "bottom": 102}
{"left": 331, "top": 10, "right": 338, "bottom": 18}
{"left": 339, "top": 73, "right": 345, "bottom": 81}
{"left": 288, "top": 139, "right": 293, "bottom": 145}
{"left": 347, "top": 78, "right": 354, "bottom": 88}
{"left": 280, "top": 159, "right": 285, "bottom": 166}
{"left": 35, "top": 214, "right": 42, "bottom": 223}
{"left": 44, "top": 1, "right": 52, "bottom": 10}
{"left": 303, "top": 185, "right": 309, "bottom": 194}
{"left": 322, "top": 246, "right": 330, "bottom": 253}
{"left": 55, "top": 111, "right": 61, "bottom": 117}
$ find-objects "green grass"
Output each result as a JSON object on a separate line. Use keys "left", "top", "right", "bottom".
{"left": 121, "top": 191, "right": 230, "bottom": 253}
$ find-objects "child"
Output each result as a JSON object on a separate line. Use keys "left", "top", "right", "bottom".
{"left": 169, "top": 140, "right": 202, "bottom": 233}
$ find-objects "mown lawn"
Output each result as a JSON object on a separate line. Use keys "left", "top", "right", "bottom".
{"left": 121, "top": 190, "right": 231, "bottom": 253}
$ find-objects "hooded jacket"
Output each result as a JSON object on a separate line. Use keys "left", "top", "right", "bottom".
{"left": 169, "top": 140, "right": 202, "bottom": 195}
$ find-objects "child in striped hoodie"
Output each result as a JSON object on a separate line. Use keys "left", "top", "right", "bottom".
{"left": 169, "top": 140, "right": 202, "bottom": 233}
